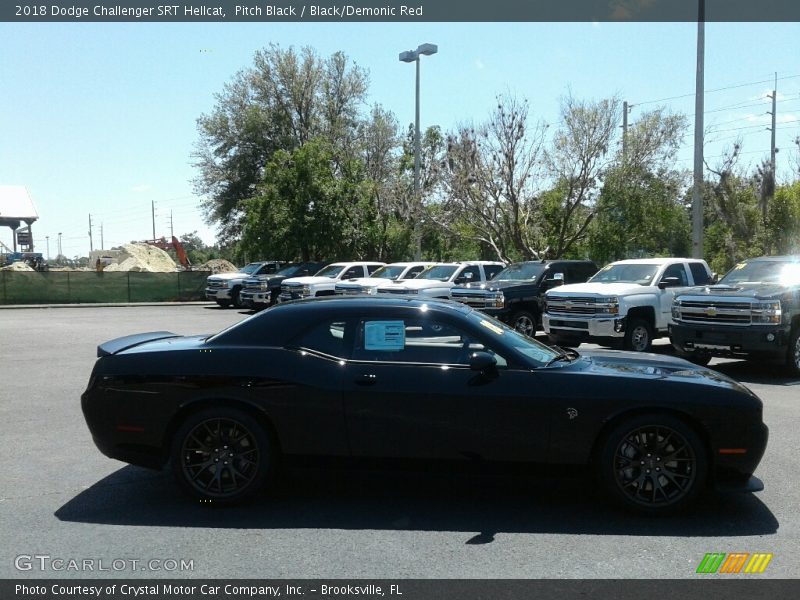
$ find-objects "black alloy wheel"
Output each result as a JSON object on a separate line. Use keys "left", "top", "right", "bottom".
{"left": 599, "top": 415, "right": 707, "bottom": 514}
{"left": 171, "top": 408, "right": 272, "bottom": 504}
{"left": 511, "top": 311, "right": 537, "bottom": 338}
{"left": 624, "top": 318, "right": 653, "bottom": 352}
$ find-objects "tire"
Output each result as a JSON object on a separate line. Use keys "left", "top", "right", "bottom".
{"left": 786, "top": 326, "right": 800, "bottom": 376}
{"left": 170, "top": 407, "right": 273, "bottom": 505}
{"left": 215, "top": 299, "right": 231, "bottom": 308}
{"left": 676, "top": 350, "right": 711, "bottom": 367}
{"left": 597, "top": 414, "right": 707, "bottom": 515}
{"left": 547, "top": 334, "right": 581, "bottom": 348}
{"left": 510, "top": 310, "right": 537, "bottom": 338}
{"left": 269, "top": 289, "right": 280, "bottom": 306}
{"left": 623, "top": 318, "right": 653, "bottom": 352}
{"left": 230, "top": 287, "right": 243, "bottom": 309}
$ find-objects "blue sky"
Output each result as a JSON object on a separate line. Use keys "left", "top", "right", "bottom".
{"left": 1, "top": 21, "right": 798, "bottom": 258}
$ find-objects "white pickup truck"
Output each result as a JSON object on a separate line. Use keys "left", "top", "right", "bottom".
{"left": 542, "top": 257, "right": 714, "bottom": 352}
{"left": 334, "top": 262, "right": 433, "bottom": 295}
{"left": 376, "top": 261, "right": 506, "bottom": 299}
{"left": 278, "top": 261, "right": 385, "bottom": 301}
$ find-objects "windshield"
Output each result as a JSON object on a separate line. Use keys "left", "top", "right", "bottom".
{"left": 493, "top": 263, "right": 547, "bottom": 281}
{"left": 720, "top": 260, "right": 800, "bottom": 286}
{"left": 589, "top": 263, "right": 660, "bottom": 285}
{"left": 370, "top": 265, "right": 407, "bottom": 280}
{"left": 465, "top": 310, "right": 560, "bottom": 366}
{"left": 275, "top": 263, "right": 302, "bottom": 276}
{"left": 314, "top": 265, "right": 346, "bottom": 278}
{"left": 240, "top": 263, "right": 264, "bottom": 275}
{"left": 418, "top": 265, "right": 458, "bottom": 281}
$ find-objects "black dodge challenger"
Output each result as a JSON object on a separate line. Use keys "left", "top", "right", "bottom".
{"left": 82, "top": 297, "right": 767, "bottom": 513}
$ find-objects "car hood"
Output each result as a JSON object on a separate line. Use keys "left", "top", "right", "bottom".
{"left": 283, "top": 276, "right": 336, "bottom": 285}
{"left": 678, "top": 283, "right": 790, "bottom": 300}
{"left": 576, "top": 349, "right": 751, "bottom": 393}
{"left": 208, "top": 271, "right": 249, "bottom": 281}
{"left": 460, "top": 280, "right": 535, "bottom": 292}
{"left": 338, "top": 277, "right": 390, "bottom": 287}
{"left": 385, "top": 279, "right": 453, "bottom": 290}
{"left": 547, "top": 282, "right": 652, "bottom": 296}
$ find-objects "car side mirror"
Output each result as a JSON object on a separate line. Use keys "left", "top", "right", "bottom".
{"left": 658, "top": 276, "right": 681, "bottom": 289}
{"left": 711, "top": 272, "right": 719, "bottom": 284}
{"left": 469, "top": 351, "right": 497, "bottom": 373}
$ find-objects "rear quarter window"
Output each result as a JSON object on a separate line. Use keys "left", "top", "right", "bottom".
{"left": 689, "top": 262, "right": 711, "bottom": 285}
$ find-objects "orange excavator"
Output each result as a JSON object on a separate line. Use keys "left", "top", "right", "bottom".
{"left": 145, "top": 236, "right": 192, "bottom": 270}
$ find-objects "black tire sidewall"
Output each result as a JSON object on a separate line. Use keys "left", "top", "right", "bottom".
{"left": 787, "top": 327, "right": 800, "bottom": 375}
{"left": 510, "top": 310, "right": 537, "bottom": 337}
{"left": 624, "top": 318, "right": 653, "bottom": 352}
{"left": 170, "top": 407, "right": 272, "bottom": 505}
{"left": 598, "top": 414, "right": 708, "bottom": 515}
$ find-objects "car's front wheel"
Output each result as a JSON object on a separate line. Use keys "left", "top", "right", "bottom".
{"left": 171, "top": 407, "right": 273, "bottom": 504}
{"left": 787, "top": 326, "right": 800, "bottom": 376}
{"left": 624, "top": 318, "right": 653, "bottom": 352}
{"left": 598, "top": 414, "right": 707, "bottom": 514}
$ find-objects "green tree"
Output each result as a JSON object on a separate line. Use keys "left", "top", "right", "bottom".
{"left": 766, "top": 181, "right": 800, "bottom": 256}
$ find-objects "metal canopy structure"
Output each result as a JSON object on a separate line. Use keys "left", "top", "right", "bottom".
{"left": 0, "top": 185, "right": 39, "bottom": 252}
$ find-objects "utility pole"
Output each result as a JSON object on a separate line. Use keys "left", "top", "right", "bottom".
{"left": 622, "top": 102, "right": 633, "bottom": 163}
{"left": 691, "top": 0, "right": 705, "bottom": 260}
{"left": 100, "top": 223, "right": 104, "bottom": 250}
{"left": 768, "top": 72, "right": 777, "bottom": 173}
{"left": 170, "top": 210, "right": 174, "bottom": 239}
{"left": 88, "top": 214, "right": 94, "bottom": 253}
{"left": 57, "top": 232, "right": 62, "bottom": 257}
{"left": 151, "top": 200, "right": 156, "bottom": 241}
{"left": 46, "top": 236, "right": 50, "bottom": 260}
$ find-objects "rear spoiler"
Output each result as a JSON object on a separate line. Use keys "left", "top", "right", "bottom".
{"left": 97, "top": 331, "right": 179, "bottom": 357}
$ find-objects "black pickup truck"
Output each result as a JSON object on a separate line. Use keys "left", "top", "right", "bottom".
{"left": 451, "top": 260, "right": 597, "bottom": 336}
{"left": 239, "top": 261, "right": 327, "bottom": 310}
{"left": 670, "top": 255, "right": 800, "bottom": 373}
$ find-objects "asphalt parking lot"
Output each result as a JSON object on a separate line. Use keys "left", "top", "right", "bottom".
{"left": 0, "top": 304, "right": 798, "bottom": 579}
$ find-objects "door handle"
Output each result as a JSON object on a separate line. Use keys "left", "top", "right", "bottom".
{"left": 355, "top": 373, "right": 377, "bottom": 386}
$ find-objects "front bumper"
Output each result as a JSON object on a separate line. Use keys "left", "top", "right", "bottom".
{"left": 542, "top": 314, "right": 625, "bottom": 339}
{"left": 205, "top": 287, "right": 232, "bottom": 301}
{"left": 238, "top": 291, "right": 256, "bottom": 307}
{"left": 670, "top": 322, "right": 790, "bottom": 358}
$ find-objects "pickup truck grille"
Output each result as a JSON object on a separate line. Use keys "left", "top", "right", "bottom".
{"left": 377, "top": 287, "right": 411, "bottom": 295}
{"left": 335, "top": 284, "right": 363, "bottom": 295}
{"left": 546, "top": 296, "right": 598, "bottom": 315}
{"left": 281, "top": 283, "right": 303, "bottom": 294}
{"left": 206, "top": 280, "right": 226, "bottom": 289}
{"left": 243, "top": 280, "right": 263, "bottom": 291}
{"left": 675, "top": 300, "right": 753, "bottom": 325}
{"left": 451, "top": 290, "right": 493, "bottom": 308}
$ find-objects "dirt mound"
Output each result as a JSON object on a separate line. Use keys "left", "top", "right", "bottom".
{"left": 2, "top": 261, "right": 35, "bottom": 271}
{"left": 199, "top": 259, "right": 238, "bottom": 274}
{"left": 102, "top": 243, "right": 177, "bottom": 272}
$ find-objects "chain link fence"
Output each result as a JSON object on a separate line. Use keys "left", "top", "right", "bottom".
{"left": 0, "top": 271, "right": 210, "bottom": 304}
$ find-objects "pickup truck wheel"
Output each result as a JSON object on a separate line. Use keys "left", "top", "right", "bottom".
{"left": 598, "top": 414, "right": 707, "bottom": 514}
{"left": 510, "top": 310, "right": 537, "bottom": 338}
{"left": 230, "top": 287, "right": 243, "bottom": 308}
{"left": 676, "top": 349, "right": 712, "bottom": 366}
{"left": 269, "top": 290, "right": 279, "bottom": 306}
{"left": 216, "top": 299, "right": 231, "bottom": 308}
{"left": 624, "top": 318, "right": 653, "bottom": 352}
{"left": 787, "top": 327, "right": 800, "bottom": 375}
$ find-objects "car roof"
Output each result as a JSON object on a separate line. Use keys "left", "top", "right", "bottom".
{"left": 609, "top": 258, "right": 704, "bottom": 265}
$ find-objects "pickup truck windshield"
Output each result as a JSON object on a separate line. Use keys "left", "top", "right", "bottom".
{"left": 418, "top": 265, "right": 458, "bottom": 281}
{"left": 240, "top": 263, "right": 265, "bottom": 275}
{"left": 493, "top": 263, "right": 547, "bottom": 281}
{"left": 720, "top": 260, "right": 800, "bottom": 286}
{"left": 370, "top": 265, "right": 406, "bottom": 280}
{"left": 589, "top": 263, "right": 660, "bottom": 285}
{"left": 314, "top": 265, "right": 346, "bottom": 278}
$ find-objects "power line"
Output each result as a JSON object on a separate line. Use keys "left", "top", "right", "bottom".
{"left": 635, "top": 73, "right": 800, "bottom": 107}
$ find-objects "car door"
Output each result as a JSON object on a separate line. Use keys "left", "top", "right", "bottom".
{"left": 657, "top": 262, "right": 691, "bottom": 326}
{"left": 341, "top": 312, "right": 551, "bottom": 463}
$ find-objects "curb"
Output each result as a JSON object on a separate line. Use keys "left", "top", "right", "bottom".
{"left": 0, "top": 302, "right": 216, "bottom": 309}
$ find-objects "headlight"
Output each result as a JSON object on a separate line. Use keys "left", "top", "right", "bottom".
{"left": 365, "top": 287, "right": 377, "bottom": 295}
{"left": 260, "top": 282, "right": 269, "bottom": 291}
{"left": 752, "top": 300, "right": 781, "bottom": 324}
{"left": 597, "top": 296, "right": 619, "bottom": 315}
{"left": 301, "top": 285, "right": 311, "bottom": 295}
{"left": 492, "top": 292, "right": 505, "bottom": 308}
{"left": 407, "top": 289, "right": 420, "bottom": 295}
{"left": 671, "top": 304, "right": 681, "bottom": 320}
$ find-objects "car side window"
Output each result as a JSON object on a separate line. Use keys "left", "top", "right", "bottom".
{"left": 456, "top": 265, "right": 481, "bottom": 283}
{"left": 660, "top": 263, "right": 688, "bottom": 286}
{"left": 293, "top": 320, "right": 349, "bottom": 359}
{"left": 483, "top": 264, "right": 504, "bottom": 280}
{"left": 689, "top": 262, "right": 711, "bottom": 285}
{"left": 367, "top": 264, "right": 383, "bottom": 275}
{"left": 405, "top": 266, "right": 425, "bottom": 278}
{"left": 353, "top": 318, "right": 508, "bottom": 368}
{"left": 342, "top": 266, "right": 363, "bottom": 279}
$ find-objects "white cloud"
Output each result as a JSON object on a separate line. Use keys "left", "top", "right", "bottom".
{"left": 131, "top": 184, "right": 151, "bottom": 193}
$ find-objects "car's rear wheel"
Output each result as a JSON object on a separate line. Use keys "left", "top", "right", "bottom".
{"left": 215, "top": 299, "right": 230, "bottom": 308}
{"left": 598, "top": 414, "right": 707, "bottom": 514}
{"left": 624, "top": 318, "right": 653, "bottom": 352}
{"left": 786, "top": 326, "right": 800, "bottom": 376}
{"left": 171, "top": 408, "right": 272, "bottom": 504}
{"left": 231, "top": 287, "right": 243, "bottom": 308}
{"left": 677, "top": 349, "right": 712, "bottom": 366}
{"left": 510, "top": 310, "right": 537, "bottom": 338}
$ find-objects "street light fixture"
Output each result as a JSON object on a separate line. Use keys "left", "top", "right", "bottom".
{"left": 399, "top": 42, "right": 437, "bottom": 260}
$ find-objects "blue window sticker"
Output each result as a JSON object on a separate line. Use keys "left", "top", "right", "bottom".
{"left": 364, "top": 321, "right": 405, "bottom": 351}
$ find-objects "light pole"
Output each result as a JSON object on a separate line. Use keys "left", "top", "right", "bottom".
{"left": 400, "top": 42, "right": 437, "bottom": 260}
{"left": 46, "top": 235, "right": 50, "bottom": 260}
